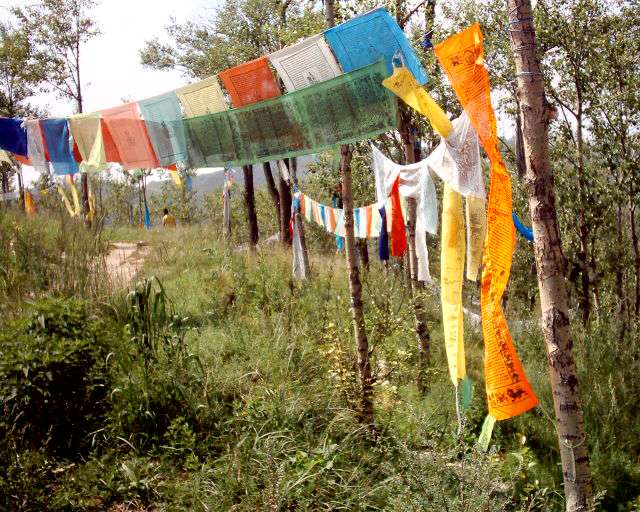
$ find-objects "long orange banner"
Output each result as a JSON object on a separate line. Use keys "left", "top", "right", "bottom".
{"left": 435, "top": 24, "right": 538, "bottom": 420}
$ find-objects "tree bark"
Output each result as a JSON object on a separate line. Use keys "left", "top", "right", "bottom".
{"left": 630, "top": 202, "right": 640, "bottom": 317}
{"left": 262, "top": 161, "right": 281, "bottom": 226}
{"left": 358, "top": 239, "right": 369, "bottom": 271}
{"left": 242, "top": 165, "right": 259, "bottom": 247}
{"left": 17, "top": 165, "right": 25, "bottom": 213}
{"left": 506, "top": 1, "right": 593, "bottom": 510}
{"left": 81, "top": 173, "right": 91, "bottom": 228}
{"left": 324, "top": 0, "right": 335, "bottom": 26}
{"left": 399, "top": 106, "right": 432, "bottom": 392}
{"left": 278, "top": 163, "right": 292, "bottom": 245}
{"left": 340, "top": 145, "right": 374, "bottom": 426}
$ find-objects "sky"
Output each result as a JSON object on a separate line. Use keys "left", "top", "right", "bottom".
{"left": 0, "top": 0, "right": 220, "bottom": 116}
{"left": 1, "top": 0, "right": 224, "bottom": 185}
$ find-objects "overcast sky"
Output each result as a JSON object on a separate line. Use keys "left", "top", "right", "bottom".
{"left": 1, "top": 0, "right": 221, "bottom": 117}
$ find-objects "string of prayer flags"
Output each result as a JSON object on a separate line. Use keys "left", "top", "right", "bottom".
{"left": 324, "top": 7, "right": 429, "bottom": 85}
{"left": 25, "top": 120, "right": 49, "bottom": 173}
{"left": 219, "top": 56, "right": 281, "bottom": 108}
{"left": 175, "top": 76, "right": 228, "bottom": 118}
{"left": 100, "top": 103, "right": 160, "bottom": 170}
{"left": 57, "top": 185, "right": 76, "bottom": 217}
{"left": 466, "top": 197, "right": 487, "bottom": 281}
{"left": 0, "top": 118, "right": 27, "bottom": 157}
{"left": 372, "top": 144, "right": 437, "bottom": 278}
{"left": 389, "top": 178, "right": 407, "bottom": 257}
{"left": 68, "top": 113, "right": 107, "bottom": 173}
{"left": 372, "top": 144, "right": 438, "bottom": 235}
{"left": 441, "top": 185, "right": 466, "bottom": 385}
{"left": 169, "top": 168, "right": 182, "bottom": 188}
{"left": 269, "top": 34, "right": 342, "bottom": 92}
{"left": 435, "top": 24, "right": 538, "bottom": 421}
{"left": 139, "top": 92, "right": 189, "bottom": 167}
{"left": 382, "top": 65, "right": 452, "bottom": 137}
{"left": 24, "top": 191, "right": 37, "bottom": 217}
{"left": 185, "top": 61, "right": 397, "bottom": 168}
{"left": 425, "top": 113, "right": 485, "bottom": 200}
{"left": 378, "top": 206, "right": 390, "bottom": 261}
{"left": 41, "top": 119, "right": 79, "bottom": 175}
{"left": 67, "top": 175, "right": 81, "bottom": 214}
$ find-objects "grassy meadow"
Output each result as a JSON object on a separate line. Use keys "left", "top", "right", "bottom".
{"left": 0, "top": 192, "right": 638, "bottom": 511}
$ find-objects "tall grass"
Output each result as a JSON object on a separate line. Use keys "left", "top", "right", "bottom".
{"left": 1, "top": 204, "right": 638, "bottom": 509}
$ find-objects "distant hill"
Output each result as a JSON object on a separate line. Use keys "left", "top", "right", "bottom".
{"left": 145, "top": 155, "right": 316, "bottom": 199}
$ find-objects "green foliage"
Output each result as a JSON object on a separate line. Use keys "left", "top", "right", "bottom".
{"left": 0, "top": 208, "right": 108, "bottom": 318}
{"left": 141, "top": 0, "right": 325, "bottom": 78}
{"left": 12, "top": 0, "right": 99, "bottom": 110}
{"left": 0, "top": 22, "right": 45, "bottom": 117}
{"left": 0, "top": 299, "right": 110, "bottom": 456}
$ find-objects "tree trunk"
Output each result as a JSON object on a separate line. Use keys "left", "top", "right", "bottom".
{"left": 630, "top": 202, "right": 640, "bottom": 317}
{"left": 615, "top": 204, "right": 627, "bottom": 321}
{"left": 16, "top": 165, "right": 25, "bottom": 213}
{"left": 575, "top": 93, "right": 590, "bottom": 325}
{"left": 341, "top": 145, "right": 374, "bottom": 426}
{"left": 263, "top": 161, "right": 281, "bottom": 226}
{"left": 325, "top": 0, "right": 335, "bottom": 26}
{"left": 81, "top": 173, "right": 91, "bottom": 228}
{"left": 278, "top": 163, "right": 292, "bottom": 245}
{"left": 358, "top": 239, "right": 369, "bottom": 271}
{"left": 399, "top": 106, "right": 432, "bottom": 392}
{"left": 506, "top": 2, "right": 593, "bottom": 510}
{"left": 242, "top": 165, "right": 259, "bottom": 247}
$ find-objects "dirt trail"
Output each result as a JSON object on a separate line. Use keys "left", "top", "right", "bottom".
{"left": 105, "top": 242, "right": 151, "bottom": 287}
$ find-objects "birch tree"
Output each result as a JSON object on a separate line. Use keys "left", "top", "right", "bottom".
{"left": 506, "top": 0, "right": 593, "bottom": 509}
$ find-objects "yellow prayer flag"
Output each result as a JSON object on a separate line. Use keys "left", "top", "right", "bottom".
{"left": 436, "top": 24, "right": 538, "bottom": 420}
{"left": 465, "top": 196, "right": 487, "bottom": 281}
{"left": 69, "top": 113, "right": 108, "bottom": 172}
{"left": 175, "top": 77, "right": 228, "bottom": 118}
{"left": 24, "top": 191, "right": 37, "bottom": 217}
{"left": 382, "top": 66, "right": 453, "bottom": 138}
{"left": 169, "top": 169, "right": 182, "bottom": 188}
{"left": 441, "top": 185, "right": 466, "bottom": 384}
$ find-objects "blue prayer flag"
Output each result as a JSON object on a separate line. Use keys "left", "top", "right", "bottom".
{"left": 41, "top": 119, "right": 79, "bottom": 175}
{"left": 378, "top": 206, "right": 389, "bottom": 261}
{"left": 138, "top": 92, "right": 189, "bottom": 167}
{"left": 324, "top": 7, "right": 428, "bottom": 85}
{"left": 0, "top": 118, "right": 28, "bottom": 156}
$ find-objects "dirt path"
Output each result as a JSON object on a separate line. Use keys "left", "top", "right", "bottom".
{"left": 105, "top": 242, "right": 151, "bottom": 287}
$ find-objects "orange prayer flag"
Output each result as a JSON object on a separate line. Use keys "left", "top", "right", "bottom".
{"left": 435, "top": 24, "right": 538, "bottom": 421}
{"left": 365, "top": 205, "right": 373, "bottom": 238}
{"left": 15, "top": 154, "right": 31, "bottom": 165}
{"left": 218, "top": 57, "right": 281, "bottom": 108}
{"left": 100, "top": 118, "right": 121, "bottom": 163}
{"left": 328, "top": 207, "right": 337, "bottom": 232}
{"left": 24, "top": 191, "right": 37, "bottom": 217}
{"left": 100, "top": 103, "right": 159, "bottom": 170}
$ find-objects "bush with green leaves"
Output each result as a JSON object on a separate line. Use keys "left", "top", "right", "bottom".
{"left": 0, "top": 298, "right": 113, "bottom": 457}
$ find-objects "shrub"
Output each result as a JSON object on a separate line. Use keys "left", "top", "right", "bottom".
{"left": 0, "top": 298, "right": 112, "bottom": 457}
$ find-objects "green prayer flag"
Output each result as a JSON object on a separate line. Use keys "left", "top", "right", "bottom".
{"left": 185, "top": 60, "right": 398, "bottom": 167}
{"left": 478, "top": 414, "right": 497, "bottom": 452}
